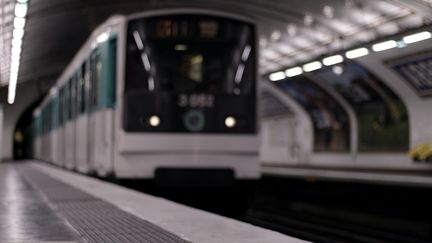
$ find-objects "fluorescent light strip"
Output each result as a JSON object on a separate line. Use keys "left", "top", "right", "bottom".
{"left": 266, "top": 30, "right": 431, "bottom": 88}
{"left": 141, "top": 53, "right": 151, "bottom": 72}
{"left": 403, "top": 31, "right": 432, "bottom": 44}
{"left": 241, "top": 45, "right": 252, "bottom": 62}
{"left": 132, "top": 31, "right": 144, "bottom": 50}
{"left": 13, "top": 28, "right": 24, "bottom": 39}
{"left": 234, "top": 64, "right": 245, "bottom": 83}
{"left": 269, "top": 71, "right": 286, "bottom": 81}
{"left": 303, "top": 61, "right": 322, "bottom": 72}
{"left": 285, "top": 66, "right": 303, "bottom": 77}
{"left": 322, "top": 55, "right": 343, "bottom": 66}
{"left": 372, "top": 40, "right": 397, "bottom": 52}
{"left": 13, "top": 17, "right": 25, "bottom": 29}
{"left": 346, "top": 47, "right": 369, "bottom": 59}
{"left": 8, "top": 1, "right": 28, "bottom": 104}
{"left": 14, "top": 2, "right": 27, "bottom": 18}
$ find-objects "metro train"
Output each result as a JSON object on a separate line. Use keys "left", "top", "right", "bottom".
{"left": 32, "top": 9, "right": 259, "bottom": 184}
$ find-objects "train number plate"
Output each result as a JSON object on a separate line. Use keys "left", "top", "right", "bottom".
{"left": 178, "top": 94, "right": 215, "bottom": 108}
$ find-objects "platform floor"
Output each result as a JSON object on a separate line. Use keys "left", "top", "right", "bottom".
{"left": 0, "top": 163, "right": 79, "bottom": 242}
{"left": 0, "top": 161, "right": 307, "bottom": 243}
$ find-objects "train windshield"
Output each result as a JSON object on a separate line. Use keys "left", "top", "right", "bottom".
{"left": 125, "top": 15, "right": 255, "bottom": 95}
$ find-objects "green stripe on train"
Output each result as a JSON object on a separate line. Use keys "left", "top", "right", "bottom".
{"left": 99, "top": 35, "right": 117, "bottom": 109}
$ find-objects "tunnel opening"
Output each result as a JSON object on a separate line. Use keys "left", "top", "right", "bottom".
{"left": 13, "top": 98, "right": 44, "bottom": 160}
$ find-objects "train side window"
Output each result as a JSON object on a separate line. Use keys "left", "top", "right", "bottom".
{"left": 108, "top": 38, "right": 117, "bottom": 107}
{"left": 65, "top": 81, "right": 70, "bottom": 121}
{"left": 63, "top": 86, "right": 67, "bottom": 123}
{"left": 77, "top": 69, "right": 82, "bottom": 115}
{"left": 53, "top": 96, "right": 58, "bottom": 130}
{"left": 91, "top": 52, "right": 102, "bottom": 109}
{"left": 58, "top": 89, "right": 62, "bottom": 126}
{"left": 68, "top": 78, "right": 72, "bottom": 120}
{"left": 43, "top": 108, "right": 46, "bottom": 134}
{"left": 45, "top": 102, "right": 49, "bottom": 133}
{"left": 71, "top": 76, "right": 77, "bottom": 120}
{"left": 90, "top": 53, "right": 96, "bottom": 110}
{"left": 45, "top": 107, "right": 48, "bottom": 134}
{"left": 56, "top": 96, "right": 60, "bottom": 129}
{"left": 47, "top": 101, "right": 52, "bottom": 132}
{"left": 51, "top": 100, "right": 54, "bottom": 131}
{"left": 84, "top": 60, "right": 91, "bottom": 112}
{"left": 79, "top": 64, "right": 86, "bottom": 114}
{"left": 41, "top": 108, "right": 44, "bottom": 134}
{"left": 59, "top": 89, "right": 64, "bottom": 126}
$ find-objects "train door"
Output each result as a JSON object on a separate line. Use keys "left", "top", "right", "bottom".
{"left": 88, "top": 52, "right": 99, "bottom": 172}
{"left": 76, "top": 63, "right": 90, "bottom": 173}
{"left": 66, "top": 76, "right": 78, "bottom": 170}
{"left": 84, "top": 61, "right": 92, "bottom": 171}
{"left": 91, "top": 37, "right": 117, "bottom": 176}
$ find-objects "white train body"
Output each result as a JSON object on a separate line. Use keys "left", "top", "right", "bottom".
{"left": 33, "top": 10, "right": 260, "bottom": 181}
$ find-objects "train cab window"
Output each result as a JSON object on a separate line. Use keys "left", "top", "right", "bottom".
{"left": 125, "top": 15, "right": 255, "bottom": 95}
{"left": 123, "top": 15, "right": 256, "bottom": 134}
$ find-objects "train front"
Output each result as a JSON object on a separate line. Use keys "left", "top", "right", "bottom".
{"left": 117, "top": 12, "right": 259, "bottom": 183}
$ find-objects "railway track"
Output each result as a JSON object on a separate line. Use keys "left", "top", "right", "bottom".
{"left": 245, "top": 207, "right": 430, "bottom": 243}
{"left": 244, "top": 176, "right": 432, "bottom": 243}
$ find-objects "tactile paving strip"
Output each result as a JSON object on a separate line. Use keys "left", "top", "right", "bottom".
{"left": 19, "top": 165, "right": 192, "bottom": 243}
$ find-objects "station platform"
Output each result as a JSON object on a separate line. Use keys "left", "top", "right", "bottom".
{"left": 0, "top": 161, "right": 307, "bottom": 243}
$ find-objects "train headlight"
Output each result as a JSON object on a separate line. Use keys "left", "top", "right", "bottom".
{"left": 149, "top": 115, "right": 160, "bottom": 127}
{"left": 225, "top": 116, "right": 236, "bottom": 128}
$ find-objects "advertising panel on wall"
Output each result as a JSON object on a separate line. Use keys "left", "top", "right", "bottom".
{"left": 274, "top": 77, "right": 350, "bottom": 152}
{"left": 315, "top": 62, "right": 409, "bottom": 152}
{"left": 387, "top": 51, "right": 432, "bottom": 98}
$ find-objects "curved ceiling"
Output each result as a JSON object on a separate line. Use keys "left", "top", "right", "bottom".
{"left": 0, "top": 0, "right": 431, "bottom": 88}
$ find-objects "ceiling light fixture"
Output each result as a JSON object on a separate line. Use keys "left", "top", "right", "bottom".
{"left": 303, "top": 61, "right": 322, "bottom": 72}
{"left": 8, "top": 0, "right": 28, "bottom": 104}
{"left": 287, "top": 24, "right": 297, "bottom": 37}
{"left": 332, "top": 65, "right": 344, "bottom": 75}
{"left": 285, "top": 67, "right": 303, "bottom": 77}
{"left": 403, "top": 31, "right": 432, "bottom": 44}
{"left": 304, "top": 13, "right": 314, "bottom": 26}
{"left": 323, "top": 54, "right": 344, "bottom": 66}
{"left": 372, "top": 40, "right": 397, "bottom": 52}
{"left": 271, "top": 30, "right": 281, "bottom": 41}
{"left": 269, "top": 71, "right": 286, "bottom": 81}
{"left": 323, "top": 6, "right": 335, "bottom": 18}
{"left": 345, "top": 47, "right": 369, "bottom": 59}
